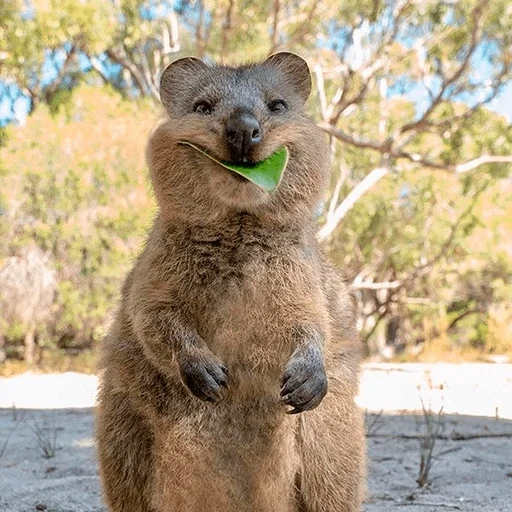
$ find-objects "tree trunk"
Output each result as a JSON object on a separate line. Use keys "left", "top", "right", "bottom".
{"left": 0, "top": 334, "right": 5, "bottom": 363}
{"left": 24, "top": 327, "right": 35, "bottom": 365}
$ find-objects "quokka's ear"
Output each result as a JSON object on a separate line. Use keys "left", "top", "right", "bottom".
{"left": 264, "top": 52, "right": 312, "bottom": 103}
{"left": 159, "top": 57, "right": 208, "bottom": 112}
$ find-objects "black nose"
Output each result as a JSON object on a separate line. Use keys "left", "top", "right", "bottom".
{"left": 225, "top": 112, "right": 262, "bottom": 163}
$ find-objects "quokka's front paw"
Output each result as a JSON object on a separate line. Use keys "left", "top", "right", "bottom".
{"left": 280, "top": 344, "right": 327, "bottom": 414}
{"left": 178, "top": 347, "right": 229, "bottom": 403}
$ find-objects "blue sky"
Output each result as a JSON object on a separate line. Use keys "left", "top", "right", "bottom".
{"left": 486, "top": 83, "right": 512, "bottom": 121}
{"left": 395, "top": 78, "right": 512, "bottom": 122}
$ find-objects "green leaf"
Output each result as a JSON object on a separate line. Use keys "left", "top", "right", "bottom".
{"left": 179, "top": 141, "right": 289, "bottom": 192}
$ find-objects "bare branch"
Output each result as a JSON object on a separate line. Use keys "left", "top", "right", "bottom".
{"left": 319, "top": 122, "right": 390, "bottom": 153}
{"left": 326, "top": 162, "right": 349, "bottom": 220}
{"left": 327, "top": 1, "right": 412, "bottom": 123}
{"left": 399, "top": 3, "right": 487, "bottom": 135}
{"left": 397, "top": 151, "right": 512, "bottom": 174}
{"left": 136, "top": 46, "right": 160, "bottom": 101}
{"left": 43, "top": 45, "right": 78, "bottom": 102}
{"left": 318, "top": 166, "right": 390, "bottom": 241}
{"left": 350, "top": 280, "right": 403, "bottom": 291}
{"left": 326, "top": 87, "right": 343, "bottom": 121}
{"left": 106, "top": 48, "right": 147, "bottom": 96}
{"left": 320, "top": 124, "right": 512, "bottom": 176}
{"left": 88, "top": 56, "right": 110, "bottom": 84}
{"left": 314, "top": 64, "right": 328, "bottom": 121}
{"left": 329, "top": 69, "right": 373, "bottom": 124}
{"left": 447, "top": 309, "right": 480, "bottom": 331}
{"left": 406, "top": 70, "right": 510, "bottom": 136}
{"left": 363, "top": 304, "right": 392, "bottom": 343}
{"left": 395, "top": 502, "right": 461, "bottom": 510}
{"left": 163, "top": 12, "right": 180, "bottom": 54}
{"left": 320, "top": 164, "right": 494, "bottom": 293}
{"left": 369, "top": 432, "right": 512, "bottom": 441}
{"left": 454, "top": 155, "right": 512, "bottom": 173}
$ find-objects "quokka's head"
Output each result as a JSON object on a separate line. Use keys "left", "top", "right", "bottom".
{"left": 148, "top": 52, "right": 330, "bottom": 221}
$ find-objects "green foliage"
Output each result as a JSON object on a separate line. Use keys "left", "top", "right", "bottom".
{"left": 0, "top": 0, "right": 116, "bottom": 110}
{"left": 0, "top": 86, "right": 157, "bottom": 351}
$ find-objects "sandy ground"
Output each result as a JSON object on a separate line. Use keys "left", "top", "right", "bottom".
{"left": 1, "top": 363, "right": 511, "bottom": 512}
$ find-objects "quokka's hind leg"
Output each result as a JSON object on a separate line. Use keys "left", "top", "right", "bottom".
{"left": 96, "top": 386, "right": 155, "bottom": 512}
{"left": 295, "top": 374, "right": 366, "bottom": 512}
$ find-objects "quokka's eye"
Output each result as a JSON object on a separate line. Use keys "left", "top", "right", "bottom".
{"left": 193, "top": 100, "right": 214, "bottom": 115}
{"left": 268, "top": 99, "right": 288, "bottom": 114}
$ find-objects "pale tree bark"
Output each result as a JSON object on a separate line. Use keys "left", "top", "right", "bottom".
{"left": 317, "top": 153, "right": 512, "bottom": 242}
{"left": 312, "top": 0, "right": 512, "bottom": 244}
{"left": 103, "top": 11, "right": 181, "bottom": 101}
{"left": 318, "top": 166, "right": 390, "bottom": 242}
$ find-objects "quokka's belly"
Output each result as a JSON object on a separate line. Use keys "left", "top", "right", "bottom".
{"left": 204, "top": 278, "right": 309, "bottom": 366}
{"left": 207, "top": 311, "right": 295, "bottom": 404}
{"left": 152, "top": 396, "right": 299, "bottom": 512}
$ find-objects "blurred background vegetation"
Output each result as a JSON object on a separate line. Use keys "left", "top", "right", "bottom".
{"left": 0, "top": 0, "right": 511, "bottom": 373}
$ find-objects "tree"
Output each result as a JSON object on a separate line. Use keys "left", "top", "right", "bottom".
{"left": 303, "top": 0, "right": 512, "bottom": 353}
{"left": 0, "top": 0, "right": 117, "bottom": 113}
{"left": 1, "top": 0, "right": 512, "bottom": 360}
{"left": 0, "top": 86, "right": 156, "bottom": 360}
{"left": 90, "top": 0, "right": 180, "bottom": 101}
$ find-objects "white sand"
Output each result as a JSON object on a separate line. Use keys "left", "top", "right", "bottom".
{"left": 1, "top": 363, "right": 511, "bottom": 511}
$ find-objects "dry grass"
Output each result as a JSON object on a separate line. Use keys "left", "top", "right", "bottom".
{"left": 30, "top": 417, "right": 59, "bottom": 459}
{"left": 416, "top": 394, "right": 445, "bottom": 488}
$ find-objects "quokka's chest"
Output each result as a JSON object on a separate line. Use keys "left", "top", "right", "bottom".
{"left": 184, "top": 239, "right": 316, "bottom": 312}
{"left": 189, "top": 248, "right": 323, "bottom": 362}
{"left": 171, "top": 222, "right": 323, "bottom": 346}
{"left": 181, "top": 230, "right": 304, "bottom": 290}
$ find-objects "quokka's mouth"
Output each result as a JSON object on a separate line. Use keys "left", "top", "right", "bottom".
{"left": 178, "top": 141, "right": 288, "bottom": 192}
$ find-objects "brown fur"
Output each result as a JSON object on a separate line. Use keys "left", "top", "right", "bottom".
{"left": 96, "top": 52, "right": 365, "bottom": 512}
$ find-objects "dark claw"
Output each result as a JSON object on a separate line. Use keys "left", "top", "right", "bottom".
{"left": 281, "top": 394, "right": 293, "bottom": 405}
{"left": 280, "top": 374, "right": 308, "bottom": 397}
{"left": 179, "top": 349, "right": 229, "bottom": 403}
{"left": 280, "top": 344, "right": 327, "bottom": 414}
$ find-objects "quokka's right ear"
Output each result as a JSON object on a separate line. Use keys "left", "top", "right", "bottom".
{"left": 264, "top": 52, "right": 312, "bottom": 103}
{"left": 159, "top": 57, "right": 208, "bottom": 112}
